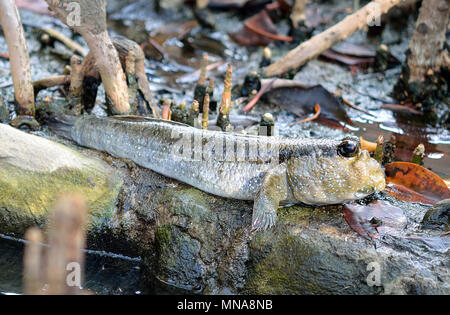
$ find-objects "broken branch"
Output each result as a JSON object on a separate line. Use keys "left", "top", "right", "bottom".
{"left": 41, "top": 27, "right": 88, "bottom": 57}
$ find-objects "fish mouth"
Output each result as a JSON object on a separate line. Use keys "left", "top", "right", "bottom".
{"left": 353, "top": 177, "right": 386, "bottom": 200}
{"left": 353, "top": 188, "right": 375, "bottom": 200}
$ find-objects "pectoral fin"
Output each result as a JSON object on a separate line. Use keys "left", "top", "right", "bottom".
{"left": 252, "top": 163, "right": 290, "bottom": 231}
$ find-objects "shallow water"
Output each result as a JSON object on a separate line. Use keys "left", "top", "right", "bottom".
{"left": 0, "top": 234, "right": 145, "bottom": 295}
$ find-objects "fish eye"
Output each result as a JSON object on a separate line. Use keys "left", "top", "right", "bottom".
{"left": 338, "top": 140, "right": 359, "bottom": 158}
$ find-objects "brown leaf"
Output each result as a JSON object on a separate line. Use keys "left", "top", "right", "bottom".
{"left": 344, "top": 201, "right": 407, "bottom": 240}
{"left": 229, "top": 28, "right": 273, "bottom": 46}
{"left": 384, "top": 162, "right": 450, "bottom": 206}
{"left": 151, "top": 20, "right": 198, "bottom": 45}
{"left": 208, "top": 0, "right": 253, "bottom": 9}
{"left": 331, "top": 42, "right": 376, "bottom": 57}
{"left": 263, "top": 85, "right": 353, "bottom": 129}
{"left": 230, "top": 9, "right": 291, "bottom": 46}
{"left": 381, "top": 104, "right": 423, "bottom": 115}
{"left": 321, "top": 49, "right": 374, "bottom": 66}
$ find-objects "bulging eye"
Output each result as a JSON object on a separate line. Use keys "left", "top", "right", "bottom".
{"left": 338, "top": 140, "right": 359, "bottom": 158}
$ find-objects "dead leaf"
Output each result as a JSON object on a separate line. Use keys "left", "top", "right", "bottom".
{"left": 230, "top": 9, "right": 291, "bottom": 46}
{"left": 381, "top": 104, "right": 423, "bottom": 115}
{"left": 332, "top": 42, "right": 376, "bottom": 57}
{"left": 209, "top": 0, "right": 274, "bottom": 11}
{"left": 244, "top": 10, "right": 292, "bottom": 42}
{"left": 321, "top": 42, "right": 399, "bottom": 70}
{"left": 384, "top": 162, "right": 450, "bottom": 206}
{"left": 321, "top": 49, "right": 374, "bottom": 66}
{"left": 344, "top": 201, "right": 407, "bottom": 240}
{"left": 263, "top": 85, "right": 353, "bottom": 129}
{"left": 229, "top": 27, "right": 274, "bottom": 46}
{"left": 183, "top": 34, "right": 228, "bottom": 57}
{"left": 151, "top": 20, "right": 199, "bottom": 45}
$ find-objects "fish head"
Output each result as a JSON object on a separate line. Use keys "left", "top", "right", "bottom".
{"left": 286, "top": 136, "right": 386, "bottom": 205}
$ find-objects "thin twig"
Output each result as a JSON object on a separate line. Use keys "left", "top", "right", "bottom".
{"left": 289, "top": 104, "right": 321, "bottom": 125}
{"left": 242, "top": 78, "right": 277, "bottom": 113}
{"left": 381, "top": 104, "right": 423, "bottom": 115}
{"left": 176, "top": 61, "right": 225, "bottom": 84}
{"left": 41, "top": 27, "right": 88, "bottom": 57}
{"left": 341, "top": 97, "right": 377, "bottom": 117}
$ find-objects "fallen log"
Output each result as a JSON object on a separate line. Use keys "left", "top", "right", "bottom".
{"left": 265, "top": 0, "right": 404, "bottom": 76}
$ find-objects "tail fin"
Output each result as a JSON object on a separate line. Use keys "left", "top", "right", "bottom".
{"left": 46, "top": 114, "right": 78, "bottom": 140}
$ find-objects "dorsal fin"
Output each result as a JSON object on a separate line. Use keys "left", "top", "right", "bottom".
{"left": 111, "top": 115, "right": 191, "bottom": 128}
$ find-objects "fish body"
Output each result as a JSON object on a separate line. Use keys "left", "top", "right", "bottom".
{"left": 52, "top": 115, "right": 386, "bottom": 230}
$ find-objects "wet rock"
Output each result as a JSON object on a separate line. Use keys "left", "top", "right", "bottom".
{"left": 0, "top": 124, "right": 122, "bottom": 236}
{"left": 0, "top": 130, "right": 448, "bottom": 294}
{"left": 244, "top": 206, "right": 449, "bottom": 294}
{"left": 422, "top": 199, "right": 450, "bottom": 230}
{"left": 99, "top": 157, "right": 449, "bottom": 295}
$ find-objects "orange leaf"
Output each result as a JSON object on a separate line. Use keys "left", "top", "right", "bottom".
{"left": 384, "top": 162, "right": 450, "bottom": 206}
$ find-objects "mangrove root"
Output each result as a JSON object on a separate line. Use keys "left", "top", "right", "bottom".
{"left": 0, "top": 0, "right": 36, "bottom": 120}
{"left": 393, "top": 0, "right": 449, "bottom": 111}
{"left": 45, "top": 0, "right": 130, "bottom": 115}
{"left": 81, "top": 36, "right": 159, "bottom": 117}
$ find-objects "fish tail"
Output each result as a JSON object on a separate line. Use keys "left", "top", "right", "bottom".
{"left": 46, "top": 114, "right": 78, "bottom": 140}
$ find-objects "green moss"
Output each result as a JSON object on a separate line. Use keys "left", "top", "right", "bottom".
{"left": 0, "top": 161, "right": 122, "bottom": 234}
{"left": 161, "top": 188, "right": 215, "bottom": 223}
{"left": 246, "top": 233, "right": 321, "bottom": 294}
{"left": 278, "top": 205, "right": 341, "bottom": 226}
{"left": 278, "top": 206, "right": 312, "bottom": 225}
{"left": 155, "top": 224, "right": 172, "bottom": 250}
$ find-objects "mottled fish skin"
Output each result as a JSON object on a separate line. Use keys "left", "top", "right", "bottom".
{"left": 68, "top": 115, "right": 386, "bottom": 230}
{"left": 71, "top": 116, "right": 330, "bottom": 198}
